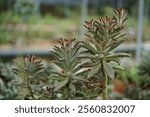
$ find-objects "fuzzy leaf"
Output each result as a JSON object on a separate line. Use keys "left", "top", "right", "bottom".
{"left": 103, "top": 61, "right": 114, "bottom": 79}
{"left": 50, "top": 75, "right": 65, "bottom": 81}
{"left": 13, "top": 55, "right": 44, "bottom": 82}
{"left": 54, "top": 78, "right": 69, "bottom": 92}
{"left": 72, "top": 62, "right": 87, "bottom": 73}
{"left": 113, "top": 65, "right": 124, "bottom": 70}
{"left": 81, "top": 41, "right": 98, "bottom": 54}
{"left": 106, "top": 39, "right": 125, "bottom": 52}
{"left": 74, "top": 69, "right": 89, "bottom": 76}
{"left": 88, "top": 63, "right": 101, "bottom": 78}
{"left": 0, "top": 78, "right": 5, "bottom": 91}
{"left": 106, "top": 53, "right": 130, "bottom": 59}
{"left": 73, "top": 76, "right": 88, "bottom": 82}
{"left": 105, "top": 58, "right": 120, "bottom": 65}
{"left": 70, "top": 83, "right": 76, "bottom": 95}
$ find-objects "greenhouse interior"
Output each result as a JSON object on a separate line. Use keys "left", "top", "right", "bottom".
{"left": 0, "top": 0, "right": 150, "bottom": 100}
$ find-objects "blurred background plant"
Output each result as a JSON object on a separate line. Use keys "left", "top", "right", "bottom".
{"left": 14, "top": 0, "right": 37, "bottom": 23}
{"left": 12, "top": 55, "right": 46, "bottom": 99}
{"left": 109, "top": 52, "right": 150, "bottom": 99}
{"left": 0, "top": 61, "right": 17, "bottom": 99}
{"left": 0, "top": 0, "right": 150, "bottom": 44}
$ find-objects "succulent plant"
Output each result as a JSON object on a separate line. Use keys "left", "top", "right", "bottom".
{"left": 138, "top": 52, "right": 150, "bottom": 88}
{"left": 81, "top": 8, "right": 130, "bottom": 99}
{"left": 0, "top": 62, "right": 17, "bottom": 99}
{"left": 12, "top": 55, "right": 44, "bottom": 99}
{"left": 6, "top": 8, "right": 130, "bottom": 100}
{"left": 50, "top": 38, "right": 89, "bottom": 99}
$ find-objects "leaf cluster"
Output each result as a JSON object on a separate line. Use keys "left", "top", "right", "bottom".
{"left": 50, "top": 38, "right": 99, "bottom": 99}
{"left": 138, "top": 52, "right": 150, "bottom": 82}
{"left": 82, "top": 8, "right": 130, "bottom": 79}
{"left": 0, "top": 62, "right": 17, "bottom": 99}
{"left": 11, "top": 8, "right": 129, "bottom": 100}
{"left": 13, "top": 55, "right": 44, "bottom": 99}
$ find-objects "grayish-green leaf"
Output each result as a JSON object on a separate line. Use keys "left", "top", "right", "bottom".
{"left": 88, "top": 63, "right": 101, "bottom": 78}
{"left": 113, "top": 65, "right": 124, "bottom": 71}
{"left": 103, "top": 61, "right": 114, "bottom": 79}
{"left": 105, "top": 53, "right": 130, "bottom": 59}
{"left": 73, "top": 76, "right": 88, "bottom": 82}
{"left": 54, "top": 78, "right": 69, "bottom": 92}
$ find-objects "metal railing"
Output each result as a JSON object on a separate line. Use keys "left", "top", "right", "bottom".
{"left": 0, "top": 43, "right": 149, "bottom": 58}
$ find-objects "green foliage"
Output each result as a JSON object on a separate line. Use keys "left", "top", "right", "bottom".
{"left": 0, "top": 12, "right": 21, "bottom": 24}
{"left": 50, "top": 38, "right": 91, "bottom": 99}
{"left": 13, "top": 55, "right": 44, "bottom": 99}
{"left": 0, "top": 78, "right": 17, "bottom": 99}
{"left": 14, "top": 0, "right": 36, "bottom": 23}
{"left": 81, "top": 8, "right": 130, "bottom": 99}
{"left": 101, "top": 6, "right": 114, "bottom": 17}
{"left": 115, "top": 65, "right": 150, "bottom": 100}
{"left": 119, "top": 66, "right": 141, "bottom": 85}
{"left": 0, "top": 11, "right": 79, "bottom": 43}
{"left": 0, "top": 8, "right": 130, "bottom": 100}
{"left": 138, "top": 52, "right": 150, "bottom": 81}
{"left": 0, "top": 62, "right": 17, "bottom": 99}
{"left": 83, "top": 8, "right": 129, "bottom": 79}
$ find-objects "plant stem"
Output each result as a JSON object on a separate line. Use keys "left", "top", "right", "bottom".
{"left": 101, "top": 62, "right": 108, "bottom": 100}
{"left": 27, "top": 79, "right": 35, "bottom": 99}
{"left": 104, "top": 73, "right": 108, "bottom": 100}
